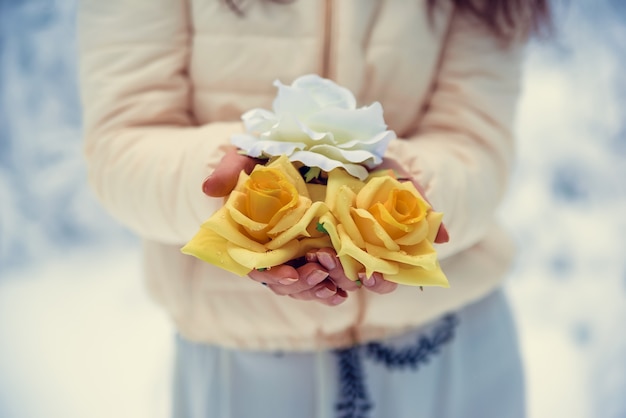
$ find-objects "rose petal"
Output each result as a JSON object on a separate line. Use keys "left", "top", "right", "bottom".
{"left": 356, "top": 176, "right": 400, "bottom": 209}
{"left": 426, "top": 211, "right": 444, "bottom": 243}
{"left": 289, "top": 150, "right": 370, "bottom": 180}
{"left": 384, "top": 263, "right": 449, "bottom": 287}
{"left": 336, "top": 224, "right": 399, "bottom": 278}
{"left": 306, "top": 103, "right": 388, "bottom": 142}
{"left": 332, "top": 186, "right": 366, "bottom": 248}
{"left": 394, "top": 218, "right": 429, "bottom": 246}
{"left": 266, "top": 155, "right": 310, "bottom": 197}
{"left": 350, "top": 207, "right": 400, "bottom": 251}
{"left": 365, "top": 240, "right": 438, "bottom": 271}
{"left": 241, "top": 108, "right": 278, "bottom": 134}
{"left": 225, "top": 192, "right": 262, "bottom": 229}
{"left": 231, "top": 134, "right": 306, "bottom": 158}
{"left": 307, "top": 144, "right": 383, "bottom": 166}
{"left": 368, "top": 202, "right": 411, "bottom": 238}
{"left": 181, "top": 227, "right": 251, "bottom": 277}
{"left": 204, "top": 206, "right": 267, "bottom": 252}
{"left": 326, "top": 168, "right": 367, "bottom": 207}
{"left": 267, "top": 196, "right": 311, "bottom": 235}
{"left": 296, "top": 236, "right": 333, "bottom": 257}
{"left": 265, "top": 201, "right": 328, "bottom": 250}
{"left": 273, "top": 80, "right": 323, "bottom": 117}
{"left": 227, "top": 240, "right": 301, "bottom": 270}
{"left": 289, "top": 74, "right": 357, "bottom": 110}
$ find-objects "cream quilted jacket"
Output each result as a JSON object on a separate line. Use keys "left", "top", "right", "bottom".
{"left": 78, "top": 0, "right": 524, "bottom": 351}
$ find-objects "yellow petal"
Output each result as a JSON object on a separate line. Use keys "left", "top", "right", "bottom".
{"left": 365, "top": 240, "right": 438, "bottom": 271}
{"left": 203, "top": 207, "right": 266, "bottom": 252}
{"left": 368, "top": 202, "right": 410, "bottom": 239}
{"left": 318, "top": 214, "right": 363, "bottom": 282}
{"left": 227, "top": 239, "right": 301, "bottom": 270}
{"left": 319, "top": 212, "right": 340, "bottom": 248}
{"left": 337, "top": 254, "right": 364, "bottom": 282}
{"left": 356, "top": 176, "right": 399, "bottom": 209}
{"left": 265, "top": 201, "right": 328, "bottom": 250}
{"left": 246, "top": 168, "right": 299, "bottom": 223}
{"left": 383, "top": 189, "right": 427, "bottom": 224}
{"left": 366, "top": 169, "right": 396, "bottom": 179}
{"left": 398, "top": 180, "right": 432, "bottom": 210}
{"left": 426, "top": 211, "right": 444, "bottom": 243}
{"left": 351, "top": 207, "right": 400, "bottom": 251}
{"left": 227, "top": 192, "right": 268, "bottom": 232}
{"left": 296, "top": 236, "right": 333, "bottom": 257}
{"left": 326, "top": 169, "right": 365, "bottom": 212}
{"left": 266, "top": 155, "right": 310, "bottom": 197}
{"left": 267, "top": 196, "right": 311, "bottom": 235}
{"left": 332, "top": 186, "right": 366, "bottom": 248}
{"left": 384, "top": 263, "right": 449, "bottom": 287}
{"left": 181, "top": 228, "right": 251, "bottom": 276}
{"left": 336, "top": 224, "right": 399, "bottom": 278}
{"left": 395, "top": 218, "right": 429, "bottom": 246}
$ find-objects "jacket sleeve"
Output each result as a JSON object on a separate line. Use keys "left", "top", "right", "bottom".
{"left": 78, "top": 0, "right": 242, "bottom": 245}
{"left": 385, "top": 9, "right": 525, "bottom": 260}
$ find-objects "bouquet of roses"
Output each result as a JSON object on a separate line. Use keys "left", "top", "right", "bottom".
{"left": 181, "top": 75, "right": 449, "bottom": 288}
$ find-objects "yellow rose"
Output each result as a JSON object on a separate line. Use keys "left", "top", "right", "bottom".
{"left": 319, "top": 169, "right": 448, "bottom": 287}
{"left": 181, "top": 155, "right": 330, "bottom": 276}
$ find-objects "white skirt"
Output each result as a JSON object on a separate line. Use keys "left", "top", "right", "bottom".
{"left": 172, "top": 289, "right": 524, "bottom": 418}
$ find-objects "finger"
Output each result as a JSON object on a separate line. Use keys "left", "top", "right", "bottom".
{"left": 202, "top": 147, "right": 260, "bottom": 197}
{"left": 358, "top": 272, "right": 398, "bottom": 295}
{"left": 270, "top": 264, "right": 329, "bottom": 296}
{"left": 249, "top": 262, "right": 330, "bottom": 296}
{"left": 289, "top": 281, "right": 348, "bottom": 306}
{"left": 306, "top": 249, "right": 361, "bottom": 292}
{"left": 248, "top": 264, "right": 299, "bottom": 286}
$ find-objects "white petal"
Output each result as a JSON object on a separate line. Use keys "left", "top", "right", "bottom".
{"left": 306, "top": 102, "right": 387, "bottom": 142}
{"left": 289, "top": 151, "right": 369, "bottom": 180}
{"left": 309, "top": 144, "right": 382, "bottom": 166}
{"left": 266, "top": 114, "right": 328, "bottom": 145}
{"left": 241, "top": 109, "right": 278, "bottom": 134}
{"left": 231, "top": 135, "right": 306, "bottom": 158}
{"left": 337, "top": 131, "right": 396, "bottom": 166}
{"left": 290, "top": 74, "right": 357, "bottom": 110}
{"left": 272, "top": 80, "right": 320, "bottom": 117}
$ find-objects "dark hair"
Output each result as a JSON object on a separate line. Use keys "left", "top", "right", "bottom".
{"left": 224, "top": 0, "right": 551, "bottom": 39}
{"left": 429, "top": 0, "right": 552, "bottom": 39}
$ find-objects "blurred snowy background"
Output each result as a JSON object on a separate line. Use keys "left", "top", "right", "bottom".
{"left": 0, "top": 0, "right": 625, "bottom": 417}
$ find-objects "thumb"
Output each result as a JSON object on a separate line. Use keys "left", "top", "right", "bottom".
{"left": 202, "top": 147, "right": 259, "bottom": 197}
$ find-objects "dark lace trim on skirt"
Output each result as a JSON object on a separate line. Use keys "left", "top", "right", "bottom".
{"left": 333, "top": 314, "right": 459, "bottom": 418}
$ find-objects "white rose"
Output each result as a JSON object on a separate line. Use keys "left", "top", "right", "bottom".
{"left": 231, "top": 74, "right": 396, "bottom": 180}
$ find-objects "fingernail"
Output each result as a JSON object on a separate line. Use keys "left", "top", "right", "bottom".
{"left": 435, "top": 225, "right": 450, "bottom": 244}
{"left": 307, "top": 270, "right": 329, "bottom": 286}
{"left": 330, "top": 295, "right": 346, "bottom": 305}
{"left": 278, "top": 277, "right": 298, "bottom": 285}
{"left": 202, "top": 177, "right": 211, "bottom": 194}
{"left": 306, "top": 252, "right": 318, "bottom": 263}
{"left": 317, "top": 252, "right": 336, "bottom": 270}
{"left": 315, "top": 287, "right": 335, "bottom": 299}
{"left": 359, "top": 272, "right": 375, "bottom": 287}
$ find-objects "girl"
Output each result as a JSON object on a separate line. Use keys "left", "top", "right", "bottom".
{"left": 78, "top": 1, "right": 550, "bottom": 417}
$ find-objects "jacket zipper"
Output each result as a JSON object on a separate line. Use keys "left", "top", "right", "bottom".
{"left": 321, "top": 0, "right": 333, "bottom": 79}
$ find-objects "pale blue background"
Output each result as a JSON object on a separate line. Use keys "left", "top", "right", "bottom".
{"left": 1, "top": 1, "right": 625, "bottom": 417}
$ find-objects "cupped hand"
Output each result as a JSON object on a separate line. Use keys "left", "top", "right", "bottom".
{"left": 306, "top": 248, "right": 398, "bottom": 295}
{"left": 202, "top": 147, "right": 262, "bottom": 197}
{"left": 248, "top": 261, "right": 348, "bottom": 306}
